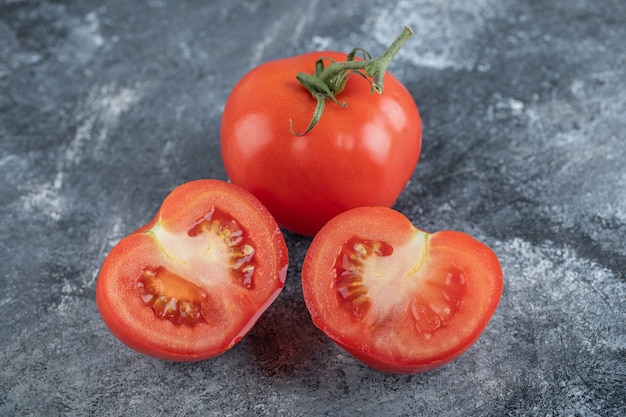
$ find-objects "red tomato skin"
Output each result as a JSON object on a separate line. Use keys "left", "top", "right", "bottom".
{"left": 301, "top": 206, "right": 503, "bottom": 374}
{"left": 96, "top": 179, "right": 288, "bottom": 361}
{"left": 221, "top": 51, "right": 422, "bottom": 236}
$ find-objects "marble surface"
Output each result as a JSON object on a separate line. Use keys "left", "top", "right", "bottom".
{"left": 1, "top": 1, "right": 624, "bottom": 416}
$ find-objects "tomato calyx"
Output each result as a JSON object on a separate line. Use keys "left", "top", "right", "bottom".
{"left": 290, "top": 25, "right": 414, "bottom": 136}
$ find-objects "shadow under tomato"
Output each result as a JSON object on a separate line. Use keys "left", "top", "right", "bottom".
{"left": 243, "top": 294, "right": 329, "bottom": 378}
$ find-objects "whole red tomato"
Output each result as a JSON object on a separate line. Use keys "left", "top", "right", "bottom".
{"left": 221, "top": 28, "right": 421, "bottom": 236}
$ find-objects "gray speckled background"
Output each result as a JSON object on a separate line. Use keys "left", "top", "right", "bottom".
{"left": 1, "top": 1, "right": 624, "bottom": 416}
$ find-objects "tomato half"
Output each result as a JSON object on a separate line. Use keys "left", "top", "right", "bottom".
{"left": 301, "top": 206, "right": 503, "bottom": 374}
{"left": 95, "top": 179, "right": 288, "bottom": 361}
{"left": 221, "top": 51, "right": 422, "bottom": 236}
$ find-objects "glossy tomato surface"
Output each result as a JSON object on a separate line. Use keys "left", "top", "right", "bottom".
{"left": 302, "top": 206, "right": 503, "bottom": 374}
{"left": 221, "top": 51, "right": 422, "bottom": 236}
{"left": 96, "top": 179, "right": 288, "bottom": 361}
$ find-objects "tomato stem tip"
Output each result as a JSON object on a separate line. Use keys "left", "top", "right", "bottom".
{"left": 290, "top": 26, "right": 414, "bottom": 136}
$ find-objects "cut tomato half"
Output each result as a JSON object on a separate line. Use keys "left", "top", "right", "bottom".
{"left": 96, "top": 179, "right": 288, "bottom": 361}
{"left": 301, "top": 206, "right": 503, "bottom": 374}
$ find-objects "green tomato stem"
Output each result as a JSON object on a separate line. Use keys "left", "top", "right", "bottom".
{"left": 291, "top": 26, "right": 414, "bottom": 136}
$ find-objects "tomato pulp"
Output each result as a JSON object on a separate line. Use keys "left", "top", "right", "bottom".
{"left": 301, "top": 206, "right": 503, "bottom": 374}
{"left": 96, "top": 180, "right": 289, "bottom": 361}
{"left": 221, "top": 51, "right": 422, "bottom": 236}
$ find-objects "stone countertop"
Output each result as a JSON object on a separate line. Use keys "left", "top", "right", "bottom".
{"left": 1, "top": 1, "right": 624, "bottom": 416}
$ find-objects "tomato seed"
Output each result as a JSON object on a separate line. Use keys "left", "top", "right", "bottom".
{"left": 188, "top": 207, "right": 258, "bottom": 289}
{"left": 332, "top": 237, "right": 393, "bottom": 320}
{"left": 137, "top": 266, "right": 210, "bottom": 326}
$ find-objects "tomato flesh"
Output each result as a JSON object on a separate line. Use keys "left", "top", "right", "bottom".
{"left": 96, "top": 180, "right": 288, "bottom": 361}
{"left": 410, "top": 266, "right": 468, "bottom": 337}
{"left": 302, "top": 206, "right": 503, "bottom": 374}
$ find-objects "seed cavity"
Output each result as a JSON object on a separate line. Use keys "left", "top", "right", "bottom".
{"left": 411, "top": 268, "right": 468, "bottom": 337}
{"left": 332, "top": 237, "right": 393, "bottom": 321}
{"left": 137, "top": 266, "right": 211, "bottom": 326}
{"left": 188, "top": 207, "right": 257, "bottom": 289}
